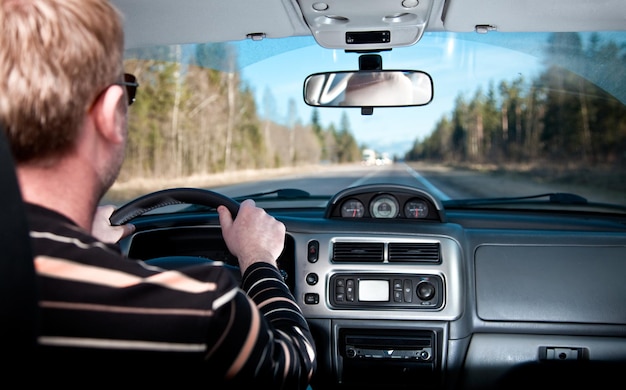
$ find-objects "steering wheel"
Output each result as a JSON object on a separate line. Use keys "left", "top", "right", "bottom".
{"left": 110, "top": 188, "right": 242, "bottom": 281}
{"left": 110, "top": 187, "right": 240, "bottom": 225}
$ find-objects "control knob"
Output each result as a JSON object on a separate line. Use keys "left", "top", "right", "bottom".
{"left": 416, "top": 281, "right": 436, "bottom": 301}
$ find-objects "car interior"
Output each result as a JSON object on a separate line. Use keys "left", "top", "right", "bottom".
{"left": 3, "top": 0, "right": 625, "bottom": 389}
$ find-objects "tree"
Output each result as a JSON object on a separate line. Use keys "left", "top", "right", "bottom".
{"left": 405, "top": 32, "right": 626, "bottom": 169}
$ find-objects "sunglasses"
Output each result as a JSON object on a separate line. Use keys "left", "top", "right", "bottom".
{"left": 114, "top": 73, "right": 139, "bottom": 106}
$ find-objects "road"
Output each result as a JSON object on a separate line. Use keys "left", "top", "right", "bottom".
{"left": 206, "top": 162, "right": 601, "bottom": 202}
{"left": 105, "top": 161, "right": 623, "bottom": 206}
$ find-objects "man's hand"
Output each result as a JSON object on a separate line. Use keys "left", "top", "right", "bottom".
{"left": 217, "top": 199, "right": 285, "bottom": 274}
{"left": 92, "top": 205, "right": 135, "bottom": 244}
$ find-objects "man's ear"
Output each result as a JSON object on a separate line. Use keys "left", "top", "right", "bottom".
{"left": 91, "top": 85, "right": 125, "bottom": 144}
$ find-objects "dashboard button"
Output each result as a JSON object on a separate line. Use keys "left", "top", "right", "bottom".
{"left": 306, "top": 273, "right": 318, "bottom": 285}
{"left": 346, "top": 279, "right": 355, "bottom": 301}
{"left": 403, "top": 279, "right": 413, "bottom": 302}
{"left": 307, "top": 240, "right": 319, "bottom": 263}
{"left": 304, "top": 293, "right": 319, "bottom": 304}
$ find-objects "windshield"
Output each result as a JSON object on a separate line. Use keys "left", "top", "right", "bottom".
{"left": 109, "top": 31, "right": 626, "bottom": 209}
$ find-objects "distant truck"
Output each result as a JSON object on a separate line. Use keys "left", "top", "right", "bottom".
{"left": 379, "top": 152, "right": 393, "bottom": 165}
{"left": 362, "top": 149, "right": 393, "bottom": 166}
{"left": 361, "top": 149, "right": 377, "bottom": 166}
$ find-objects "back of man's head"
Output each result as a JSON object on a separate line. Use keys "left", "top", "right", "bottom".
{"left": 0, "top": 0, "right": 125, "bottom": 163}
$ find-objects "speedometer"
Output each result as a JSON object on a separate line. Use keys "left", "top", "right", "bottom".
{"left": 369, "top": 194, "right": 399, "bottom": 218}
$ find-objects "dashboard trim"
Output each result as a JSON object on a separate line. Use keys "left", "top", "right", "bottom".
{"left": 293, "top": 233, "right": 464, "bottom": 321}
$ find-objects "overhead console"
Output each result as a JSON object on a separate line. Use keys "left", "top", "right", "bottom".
{"left": 295, "top": 0, "right": 436, "bottom": 50}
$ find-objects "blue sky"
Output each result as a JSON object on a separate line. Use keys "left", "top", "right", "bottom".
{"left": 238, "top": 33, "right": 545, "bottom": 157}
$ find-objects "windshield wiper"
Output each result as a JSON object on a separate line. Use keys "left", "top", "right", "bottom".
{"left": 177, "top": 188, "right": 315, "bottom": 213}
{"left": 444, "top": 192, "right": 626, "bottom": 215}
{"left": 233, "top": 188, "right": 311, "bottom": 201}
{"left": 446, "top": 192, "right": 588, "bottom": 207}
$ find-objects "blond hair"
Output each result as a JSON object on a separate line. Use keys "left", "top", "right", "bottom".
{"left": 0, "top": 0, "right": 124, "bottom": 162}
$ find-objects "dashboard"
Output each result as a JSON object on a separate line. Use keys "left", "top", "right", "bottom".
{"left": 118, "top": 184, "right": 626, "bottom": 389}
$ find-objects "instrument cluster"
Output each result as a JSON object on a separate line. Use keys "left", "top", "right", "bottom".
{"left": 324, "top": 184, "right": 444, "bottom": 221}
{"left": 340, "top": 194, "right": 430, "bottom": 219}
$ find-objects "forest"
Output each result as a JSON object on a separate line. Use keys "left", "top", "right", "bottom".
{"left": 118, "top": 33, "right": 625, "bottom": 188}
{"left": 119, "top": 43, "right": 360, "bottom": 183}
{"left": 406, "top": 33, "right": 626, "bottom": 169}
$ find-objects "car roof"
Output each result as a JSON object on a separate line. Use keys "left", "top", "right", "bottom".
{"left": 112, "top": 0, "right": 626, "bottom": 50}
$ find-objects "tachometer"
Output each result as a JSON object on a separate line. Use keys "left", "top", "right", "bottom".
{"left": 404, "top": 199, "right": 429, "bottom": 219}
{"left": 340, "top": 198, "right": 365, "bottom": 218}
{"left": 370, "top": 194, "right": 399, "bottom": 218}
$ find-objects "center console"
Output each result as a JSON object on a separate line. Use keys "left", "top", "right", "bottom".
{"left": 297, "top": 233, "right": 463, "bottom": 389}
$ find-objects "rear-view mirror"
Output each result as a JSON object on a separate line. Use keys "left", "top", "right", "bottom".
{"left": 303, "top": 70, "right": 434, "bottom": 108}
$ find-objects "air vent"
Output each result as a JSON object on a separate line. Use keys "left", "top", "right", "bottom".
{"left": 388, "top": 242, "right": 440, "bottom": 263}
{"left": 333, "top": 242, "right": 384, "bottom": 262}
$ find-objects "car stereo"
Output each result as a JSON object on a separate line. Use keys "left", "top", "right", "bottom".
{"left": 329, "top": 273, "right": 444, "bottom": 309}
{"left": 338, "top": 328, "right": 440, "bottom": 386}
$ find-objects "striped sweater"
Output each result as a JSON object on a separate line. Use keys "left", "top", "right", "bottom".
{"left": 25, "top": 202, "right": 316, "bottom": 388}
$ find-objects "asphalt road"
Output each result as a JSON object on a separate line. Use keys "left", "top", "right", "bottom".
{"left": 104, "top": 162, "right": 624, "bottom": 206}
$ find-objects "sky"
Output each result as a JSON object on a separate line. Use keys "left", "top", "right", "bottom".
{"left": 237, "top": 33, "right": 545, "bottom": 158}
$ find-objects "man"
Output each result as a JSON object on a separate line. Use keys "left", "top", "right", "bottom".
{"left": 0, "top": 0, "right": 316, "bottom": 387}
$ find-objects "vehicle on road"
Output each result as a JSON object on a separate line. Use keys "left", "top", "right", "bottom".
{"left": 361, "top": 149, "right": 377, "bottom": 166}
{"left": 6, "top": 0, "right": 626, "bottom": 389}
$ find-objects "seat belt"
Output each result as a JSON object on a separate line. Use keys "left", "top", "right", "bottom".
{"left": 0, "top": 124, "right": 38, "bottom": 358}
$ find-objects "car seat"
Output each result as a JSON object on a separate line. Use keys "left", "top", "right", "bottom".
{"left": 0, "top": 123, "right": 39, "bottom": 372}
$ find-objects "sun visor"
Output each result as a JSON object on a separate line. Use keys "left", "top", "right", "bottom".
{"left": 112, "top": 0, "right": 311, "bottom": 49}
{"left": 443, "top": 0, "right": 626, "bottom": 32}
